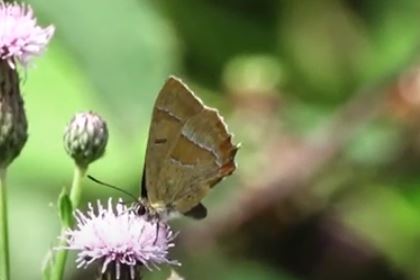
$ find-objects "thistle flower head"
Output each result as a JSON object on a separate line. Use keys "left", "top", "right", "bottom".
{"left": 61, "top": 199, "right": 179, "bottom": 280}
{"left": 63, "top": 112, "right": 108, "bottom": 168}
{"left": 0, "top": 1, "right": 55, "bottom": 68}
{"left": 0, "top": 2, "right": 54, "bottom": 167}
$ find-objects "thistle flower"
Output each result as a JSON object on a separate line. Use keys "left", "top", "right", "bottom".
{"left": 61, "top": 199, "right": 179, "bottom": 280}
{"left": 0, "top": 1, "right": 55, "bottom": 69}
{"left": 63, "top": 112, "right": 108, "bottom": 169}
{"left": 0, "top": 4, "right": 54, "bottom": 279}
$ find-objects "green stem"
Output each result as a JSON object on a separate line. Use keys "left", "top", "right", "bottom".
{"left": 0, "top": 168, "right": 9, "bottom": 280}
{"left": 69, "top": 166, "right": 87, "bottom": 212}
{"left": 50, "top": 165, "right": 87, "bottom": 280}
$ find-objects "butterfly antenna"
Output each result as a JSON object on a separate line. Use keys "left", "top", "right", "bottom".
{"left": 87, "top": 175, "right": 139, "bottom": 203}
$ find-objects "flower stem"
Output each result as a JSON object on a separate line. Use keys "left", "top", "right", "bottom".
{"left": 69, "top": 166, "right": 87, "bottom": 214}
{"left": 51, "top": 165, "right": 87, "bottom": 280}
{"left": 0, "top": 168, "right": 9, "bottom": 280}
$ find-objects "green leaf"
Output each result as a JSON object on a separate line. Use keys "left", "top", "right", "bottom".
{"left": 57, "top": 188, "right": 72, "bottom": 227}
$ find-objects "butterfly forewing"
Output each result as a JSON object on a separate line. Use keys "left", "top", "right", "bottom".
{"left": 144, "top": 77, "right": 203, "bottom": 201}
{"left": 143, "top": 76, "right": 238, "bottom": 215}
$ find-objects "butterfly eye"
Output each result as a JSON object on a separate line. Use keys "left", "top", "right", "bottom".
{"left": 135, "top": 204, "right": 147, "bottom": 216}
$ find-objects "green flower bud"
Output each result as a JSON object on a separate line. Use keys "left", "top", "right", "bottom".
{"left": 0, "top": 61, "right": 28, "bottom": 168}
{"left": 63, "top": 112, "right": 108, "bottom": 168}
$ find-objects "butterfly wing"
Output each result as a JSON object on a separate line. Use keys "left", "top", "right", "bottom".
{"left": 143, "top": 76, "right": 238, "bottom": 214}
{"left": 183, "top": 203, "right": 208, "bottom": 219}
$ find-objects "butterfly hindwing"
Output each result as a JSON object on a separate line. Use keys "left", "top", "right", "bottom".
{"left": 183, "top": 203, "right": 208, "bottom": 219}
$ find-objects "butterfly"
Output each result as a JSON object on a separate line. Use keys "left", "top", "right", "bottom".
{"left": 136, "top": 76, "right": 239, "bottom": 220}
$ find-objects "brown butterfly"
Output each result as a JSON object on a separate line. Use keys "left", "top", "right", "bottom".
{"left": 137, "top": 76, "right": 239, "bottom": 219}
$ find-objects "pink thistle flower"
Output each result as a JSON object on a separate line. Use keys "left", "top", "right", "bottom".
{"left": 61, "top": 199, "right": 180, "bottom": 280}
{"left": 0, "top": 1, "right": 54, "bottom": 68}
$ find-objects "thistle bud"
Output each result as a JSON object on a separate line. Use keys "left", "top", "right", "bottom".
{"left": 0, "top": 61, "right": 28, "bottom": 168}
{"left": 63, "top": 112, "right": 108, "bottom": 168}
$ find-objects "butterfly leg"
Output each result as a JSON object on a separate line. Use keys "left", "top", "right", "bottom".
{"left": 153, "top": 221, "right": 160, "bottom": 245}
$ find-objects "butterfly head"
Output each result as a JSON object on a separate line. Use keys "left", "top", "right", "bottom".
{"left": 133, "top": 200, "right": 148, "bottom": 216}
{"left": 132, "top": 199, "right": 177, "bottom": 221}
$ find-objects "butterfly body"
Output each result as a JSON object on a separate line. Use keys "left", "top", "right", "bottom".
{"left": 140, "top": 76, "right": 239, "bottom": 219}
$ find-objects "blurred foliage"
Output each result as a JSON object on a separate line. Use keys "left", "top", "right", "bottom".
{"left": 6, "top": 0, "right": 420, "bottom": 279}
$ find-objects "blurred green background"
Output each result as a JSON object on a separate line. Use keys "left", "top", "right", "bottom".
{"left": 8, "top": 0, "right": 420, "bottom": 279}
